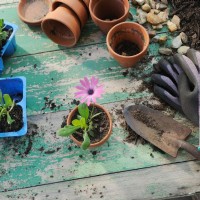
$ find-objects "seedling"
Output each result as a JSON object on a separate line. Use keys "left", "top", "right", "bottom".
{"left": 0, "top": 89, "right": 15, "bottom": 125}
{"left": 0, "top": 19, "right": 8, "bottom": 49}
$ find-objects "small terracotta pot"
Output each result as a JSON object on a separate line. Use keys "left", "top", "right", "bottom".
{"left": 89, "top": 0, "right": 129, "bottom": 34}
{"left": 67, "top": 103, "right": 113, "bottom": 148}
{"left": 41, "top": 5, "right": 81, "bottom": 47}
{"left": 106, "top": 22, "right": 150, "bottom": 68}
{"left": 18, "top": 0, "right": 52, "bottom": 26}
{"left": 52, "top": 0, "right": 88, "bottom": 28}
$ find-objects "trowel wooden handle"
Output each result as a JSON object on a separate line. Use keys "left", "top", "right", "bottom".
{"left": 179, "top": 140, "right": 200, "bottom": 160}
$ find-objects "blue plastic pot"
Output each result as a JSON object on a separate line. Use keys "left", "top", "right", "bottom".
{"left": 0, "top": 21, "right": 18, "bottom": 73}
{"left": 0, "top": 76, "right": 27, "bottom": 137}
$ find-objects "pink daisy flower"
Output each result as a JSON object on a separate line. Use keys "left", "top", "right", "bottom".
{"left": 75, "top": 77, "right": 104, "bottom": 106}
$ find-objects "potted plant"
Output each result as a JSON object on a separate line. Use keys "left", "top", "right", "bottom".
{"left": 106, "top": 22, "right": 150, "bottom": 68}
{"left": 58, "top": 76, "right": 112, "bottom": 150}
{"left": 0, "top": 19, "right": 18, "bottom": 73}
{"left": 0, "top": 76, "right": 27, "bottom": 137}
{"left": 89, "top": 0, "right": 130, "bottom": 34}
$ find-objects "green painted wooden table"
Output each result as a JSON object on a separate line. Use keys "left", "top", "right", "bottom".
{"left": 0, "top": 1, "right": 200, "bottom": 200}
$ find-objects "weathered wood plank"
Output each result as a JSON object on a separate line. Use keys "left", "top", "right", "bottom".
{"left": 3, "top": 43, "right": 159, "bottom": 116}
{"left": 0, "top": 99, "right": 198, "bottom": 191}
{"left": 1, "top": 160, "right": 200, "bottom": 200}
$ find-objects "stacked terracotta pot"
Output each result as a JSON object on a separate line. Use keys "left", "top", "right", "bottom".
{"left": 41, "top": 0, "right": 89, "bottom": 47}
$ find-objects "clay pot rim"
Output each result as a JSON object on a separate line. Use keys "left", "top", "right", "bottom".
{"left": 89, "top": 0, "right": 130, "bottom": 24}
{"left": 67, "top": 103, "right": 113, "bottom": 148}
{"left": 52, "top": 0, "right": 88, "bottom": 29}
{"left": 17, "top": 0, "right": 52, "bottom": 26}
{"left": 106, "top": 22, "right": 150, "bottom": 58}
{"left": 41, "top": 5, "right": 81, "bottom": 47}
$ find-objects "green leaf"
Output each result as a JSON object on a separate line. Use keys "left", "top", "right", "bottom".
{"left": 72, "top": 119, "right": 81, "bottom": 127}
{"left": 81, "top": 131, "right": 90, "bottom": 150}
{"left": 80, "top": 117, "right": 87, "bottom": 129}
{"left": 0, "top": 90, "right": 2, "bottom": 105}
{"left": 3, "top": 94, "right": 13, "bottom": 108}
{"left": 57, "top": 125, "right": 80, "bottom": 137}
{"left": 0, "top": 19, "right": 3, "bottom": 29}
{"left": 7, "top": 112, "right": 14, "bottom": 125}
{"left": 78, "top": 103, "right": 89, "bottom": 121}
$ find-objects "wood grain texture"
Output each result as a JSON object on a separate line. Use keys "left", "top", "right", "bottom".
{"left": 0, "top": 1, "right": 199, "bottom": 199}
{"left": 0, "top": 100, "right": 198, "bottom": 191}
{"left": 1, "top": 161, "right": 200, "bottom": 200}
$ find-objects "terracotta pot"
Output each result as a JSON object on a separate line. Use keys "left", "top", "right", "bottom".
{"left": 106, "top": 22, "right": 150, "bottom": 68}
{"left": 89, "top": 0, "right": 129, "bottom": 34}
{"left": 18, "top": 0, "right": 52, "bottom": 26}
{"left": 52, "top": 0, "right": 88, "bottom": 28}
{"left": 41, "top": 5, "right": 81, "bottom": 47}
{"left": 82, "top": 0, "right": 90, "bottom": 8}
{"left": 67, "top": 103, "right": 113, "bottom": 148}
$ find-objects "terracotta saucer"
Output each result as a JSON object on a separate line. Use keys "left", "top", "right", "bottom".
{"left": 18, "top": 0, "right": 52, "bottom": 26}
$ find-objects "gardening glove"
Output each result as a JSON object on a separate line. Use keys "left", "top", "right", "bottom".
{"left": 173, "top": 49, "right": 200, "bottom": 126}
{"left": 151, "top": 58, "right": 183, "bottom": 113}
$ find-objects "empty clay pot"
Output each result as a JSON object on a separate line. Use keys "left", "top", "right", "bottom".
{"left": 41, "top": 5, "right": 81, "bottom": 47}
{"left": 67, "top": 103, "right": 113, "bottom": 148}
{"left": 106, "top": 22, "right": 150, "bottom": 68}
{"left": 18, "top": 0, "right": 52, "bottom": 26}
{"left": 52, "top": 0, "right": 88, "bottom": 28}
{"left": 89, "top": 0, "right": 130, "bottom": 34}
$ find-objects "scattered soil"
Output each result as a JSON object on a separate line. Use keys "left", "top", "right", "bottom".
{"left": 71, "top": 106, "right": 110, "bottom": 144}
{"left": 131, "top": 109, "right": 164, "bottom": 136}
{"left": 124, "top": 122, "right": 147, "bottom": 145}
{"left": 0, "top": 105, "right": 23, "bottom": 133}
{"left": 170, "top": 0, "right": 200, "bottom": 49}
{"left": 41, "top": 96, "right": 62, "bottom": 111}
{"left": 115, "top": 40, "right": 140, "bottom": 56}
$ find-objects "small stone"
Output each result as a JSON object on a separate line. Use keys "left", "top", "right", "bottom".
{"left": 142, "top": 3, "right": 151, "bottom": 12}
{"left": 152, "top": 35, "right": 167, "bottom": 43}
{"left": 157, "top": 11, "right": 168, "bottom": 22}
{"left": 156, "top": 3, "right": 168, "bottom": 10}
{"left": 149, "top": 0, "right": 156, "bottom": 8}
{"left": 158, "top": 35, "right": 168, "bottom": 43}
{"left": 177, "top": 46, "right": 190, "bottom": 54}
{"left": 148, "top": 30, "right": 156, "bottom": 38}
{"left": 137, "top": 8, "right": 147, "bottom": 24}
{"left": 171, "top": 35, "right": 183, "bottom": 49}
{"left": 159, "top": 48, "right": 172, "bottom": 55}
{"left": 147, "top": 11, "right": 166, "bottom": 25}
{"left": 131, "top": 0, "right": 138, "bottom": 5}
{"left": 179, "top": 32, "right": 188, "bottom": 44}
{"left": 151, "top": 35, "right": 159, "bottom": 42}
{"left": 161, "top": 0, "right": 168, "bottom": 5}
{"left": 152, "top": 9, "right": 160, "bottom": 14}
{"left": 167, "top": 21, "right": 177, "bottom": 32}
{"left": 136, "top": 0, "right": 145, "bottom": 5}
{"left": 152, "top": 24, "right": 163, "bottom": 30}
{"left": 171, "top": 15, "right": 180, "bottom": 29}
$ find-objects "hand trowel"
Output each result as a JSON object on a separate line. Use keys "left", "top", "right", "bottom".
{"left": 124, "top": 104, "right": 200, "bottom": 160}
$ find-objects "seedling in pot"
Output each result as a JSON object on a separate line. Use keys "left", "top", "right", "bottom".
{"left": 58, "top": 77, "right": 105, "bottom": 150}
{"left": 0, "top": 89, "right": 15, "bottom": 125}
{"left": 0, "top": 19, "right": 8, "bottom": 49}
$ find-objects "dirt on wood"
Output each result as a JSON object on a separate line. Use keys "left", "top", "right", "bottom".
{"left": 170, "top": 0, "right": 200, "bottom": 49}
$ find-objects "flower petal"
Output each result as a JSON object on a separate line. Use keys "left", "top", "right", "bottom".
{"left": 84, "top": 77, "right": 90, "bottom": 88}
{"left": 91, "top": 76, "right": 98, "bottom": 88}
{"left": 76, "top": 85, "right": 86, "bottom": 91}
{"left": 80, "top": 79, "right": 88, "bottom": 89}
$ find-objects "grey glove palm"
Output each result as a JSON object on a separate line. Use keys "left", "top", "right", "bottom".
{"left": 174, "top": 49, "right": 200, "bottom": 125}
{"left": 152, "top": 49, "right": 199, "bottom": 126}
